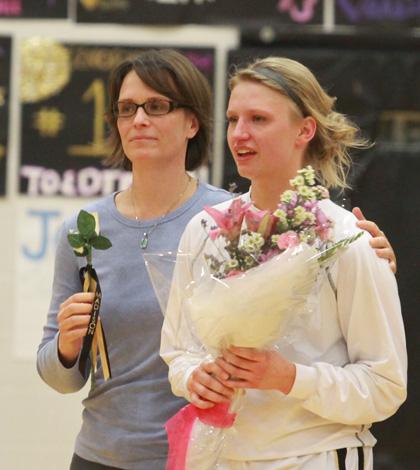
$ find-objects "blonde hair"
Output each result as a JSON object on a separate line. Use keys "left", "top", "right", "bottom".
{"left": 229, "top": 57, "right": 370, "bottom": 188}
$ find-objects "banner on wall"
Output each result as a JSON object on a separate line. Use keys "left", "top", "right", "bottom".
{"left": 335, "top": 0, "right": 420, "bottom": 28}
{"left": 19, "top": 39, "right": 215, "bottom": 197}
{"left": 0, "top": 36, "right": 11, "bottom": 196}
{"left": 76, "top": 0, "right": 323, "bottom": 26}
{"left": 224, "top": 45, "right": 420, "bottom": 192}
{"left": 0, "top": 0, "right": 68, "bottom": 18}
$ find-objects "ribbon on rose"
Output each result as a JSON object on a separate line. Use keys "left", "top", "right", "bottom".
{"left": 67, "top": 210, "right": 112, "bottom": 383}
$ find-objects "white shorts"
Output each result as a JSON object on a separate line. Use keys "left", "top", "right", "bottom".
{"left": 216, "top": 447, "right": 373, "bottom": 470}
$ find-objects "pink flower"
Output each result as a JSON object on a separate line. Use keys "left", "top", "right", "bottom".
{"left": 204, "top": 199, "right": 252, "bottom": 241}
{"left": 277, "top": 231, "right": 300, "bottom": 250}
{"left": 226, "top": 269, "right": 243, "bottom": 278}
{"left": 314, "top": 207, "right": 333, "bottom": 242}
{"left": 245, "top": 210, "right": 277, "bottom": 239}
{"left": 209, "top": 228, "right": 222, "bottom": 241}
{"left": 258, "top": 248, "right": 280, "bottom": 263}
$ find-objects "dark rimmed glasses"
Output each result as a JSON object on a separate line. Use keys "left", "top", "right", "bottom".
{"left": 114, "top": 98, "right": 187, "bottom": 118}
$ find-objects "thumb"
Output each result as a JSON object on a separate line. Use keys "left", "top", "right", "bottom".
{"left": 352, "top": 206, "right": 365, "bottom": 221}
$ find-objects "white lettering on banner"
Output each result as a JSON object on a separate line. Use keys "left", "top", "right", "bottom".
{"left": 20, "top": 165, "right": 131, "bottom": 196}
{"left": 40, "top": 169, "right": 61, "bottom": 195}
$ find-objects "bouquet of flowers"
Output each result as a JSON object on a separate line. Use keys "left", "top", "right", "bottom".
{"left": 188, "top": 166, "right": 361, "bottom": 354}
{"left": 67, "top": 210, "right": 112, "bottom": 384}
{"left": 163, "top": 166, "right": 362, "bottom": 470}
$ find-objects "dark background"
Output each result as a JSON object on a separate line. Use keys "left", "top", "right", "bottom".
{"left": 76, "top": 0, "right": 323, "bottom": 26}
{"left": 0, "top": 36, "right": 10, "bottom": 196}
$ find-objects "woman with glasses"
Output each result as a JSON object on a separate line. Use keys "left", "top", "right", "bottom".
{"left": 37, "top": 49, "right": 230, "bottom": 470}
{"left": 37, "top": 49, "right": 398, "bottom": 470}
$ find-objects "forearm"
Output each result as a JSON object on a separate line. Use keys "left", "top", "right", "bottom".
{"left": 37, "top": 333, "right": 88, "bottom": 394}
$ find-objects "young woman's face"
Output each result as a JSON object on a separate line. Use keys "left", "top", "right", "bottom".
{"left": 226, "top": 80, "right": 308, "bottom": 185}
{"left": 117, "top": 70, "right": 198, "bottom": 168}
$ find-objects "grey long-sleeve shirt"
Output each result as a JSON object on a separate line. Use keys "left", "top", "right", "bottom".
{"left": 37, "top": 182, "right": 230, "bottom": 469}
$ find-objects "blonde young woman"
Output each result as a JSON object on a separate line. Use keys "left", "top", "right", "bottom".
{"left": 161, "top": 57, "right": 407, "bottom": 470}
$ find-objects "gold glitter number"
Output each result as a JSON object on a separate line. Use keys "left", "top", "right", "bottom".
{"left": 68, "top": 79, "right": 108, "bottom": 157}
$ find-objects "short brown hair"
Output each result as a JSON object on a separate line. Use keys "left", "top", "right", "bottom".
{"left": 229, "top": 57, "right": 370, "bottom": 188}
{"left": 104, "top": 48, "right": 212, "bottom": 171}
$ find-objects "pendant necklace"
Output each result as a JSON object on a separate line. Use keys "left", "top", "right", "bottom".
{"left": 131, "top": 174, "right": 193, "bottom": 250}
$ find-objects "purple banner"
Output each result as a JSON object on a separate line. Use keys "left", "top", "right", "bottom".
{"left": 336, "top": 0, "right": 420, "bottom": 27}
{"left": 0, "top": 0, "right": 67, "bottom": 18}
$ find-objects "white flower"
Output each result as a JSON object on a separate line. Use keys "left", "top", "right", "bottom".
{"left": 297, "top": 186, "right": 314, "bottom": 199}
{"left": 290, "top": 175, "right": 305, "bottom": 187}
{"left": 280, "top": 190, "right": 296, "bottom": 204}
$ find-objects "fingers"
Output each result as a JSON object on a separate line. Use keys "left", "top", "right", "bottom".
{"left": 353, "top": 207, "right": 383, "bottom": 238}
{"left": 57, "top": 292, "right": 95, "bottom": 366}
{"left": 58, "top": 292, "right": 95, "bottom": 321}
{"left": 371, "top": 247, "right": 397, "bottom": 274}
{"left": 217, "top": 348, "right": 264, "bottom": 388}
{"left": 356, "top": 219, "right": 382, "bottom": 238}
{"left": 352, "top": 206, "right": 365, "bottom": 221}
{"left": 368, "top": 236, "right": 397, "bottom": 274}
{"left": 354, "top": 216, "right": 397, "bottom": 273}
{"left": 189, "top": 391, "right": 215, "bottom": 409}
{"left": 187, "top": 362, "right": 234, "bottom": 409}
{"left": 218, "top": 347, "right": 296, "bottom": 394}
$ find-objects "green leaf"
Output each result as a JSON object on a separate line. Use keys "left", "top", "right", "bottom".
{"left": 77, "top": 210, "right": 96, "bottom": 239}
{"left": 91, "top": 235, "right": 112, "bottom": 250}
{"left": 67, "top": 232, "right": 84, "bottom": 248}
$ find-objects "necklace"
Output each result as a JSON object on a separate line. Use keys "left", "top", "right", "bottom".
{"left": 130, "top": 174, "right": 193, "bottom": 249}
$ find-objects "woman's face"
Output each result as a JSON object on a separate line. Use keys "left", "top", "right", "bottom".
{"left": 226, "top": 80, "right": 311, "bottom": 185}
{"left": 117, "top": 70, "right": 198, "bottom": 169}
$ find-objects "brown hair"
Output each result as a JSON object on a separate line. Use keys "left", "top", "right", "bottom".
{"left": 104, "top": 48, "right": 212, "bottom": 171}
{"left": 229, "top": 57, "right": 370, "bottom": 188}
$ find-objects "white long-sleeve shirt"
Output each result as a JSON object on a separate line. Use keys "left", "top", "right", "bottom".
{"left": 161, "top": 194, "right": 407, "bottom": 462}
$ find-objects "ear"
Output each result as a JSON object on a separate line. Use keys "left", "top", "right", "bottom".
{"left": 296, "top": 116, "right": 316, "bottom": 147}
{"left": 186, "top": 113, "right": 200, "bottom": 140}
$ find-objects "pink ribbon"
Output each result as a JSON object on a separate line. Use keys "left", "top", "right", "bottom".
{"left": 165, "top": 402, "right": 236, "bottom": 470}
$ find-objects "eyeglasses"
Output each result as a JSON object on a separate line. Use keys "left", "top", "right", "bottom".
{"left": 114, "top": 98, "right": 187, "bottom": 118}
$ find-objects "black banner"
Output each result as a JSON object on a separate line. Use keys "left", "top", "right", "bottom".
{"left": 19, "top": 40, "right": 215, "bottom": 197}
{"left": 0, "top": 0, "right": 67, "bottom": 18}
{"left": 335, "top": 0, "right": 420, "bottom": 28}
{"left": 224, "top": 44, "right": 420, "bottom": 469}
{"left": 0, "top": 36, "right": 11, "bottom": 196}
{"left": 76, "top": 0, "right": 323, "bottom": 26}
